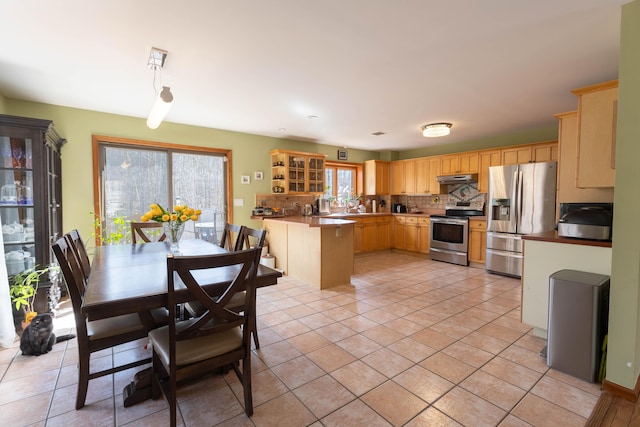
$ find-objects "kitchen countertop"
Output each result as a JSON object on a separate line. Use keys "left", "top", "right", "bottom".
{"left": 253, "top": 210, "right": 493, "bottom": 221}
{"left": 523, "top": 230, "right": 612, "bottom": 248}
{"left": 262, "top": 215, "right": 356, "bottom": 227}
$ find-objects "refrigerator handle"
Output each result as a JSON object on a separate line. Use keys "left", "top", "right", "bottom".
{"left": 511, "top": 169, "right": 519, "bottom": 225}
{"left": 517, "top": 170, "right": 524, "bottom": 227}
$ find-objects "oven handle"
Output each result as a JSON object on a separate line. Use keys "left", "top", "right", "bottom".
{"left": 431, "top": 218, "right": 468, "bottom": 226}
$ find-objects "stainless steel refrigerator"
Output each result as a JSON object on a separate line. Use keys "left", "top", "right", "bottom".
{"left": 486, "top": 161, "right": 557, "bottom": 277}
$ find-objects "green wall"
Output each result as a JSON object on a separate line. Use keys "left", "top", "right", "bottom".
{"left": 4, "top": 99, "right": 380, "bottom": 240}
{"left": 608, "top": 0, "right": 640, "bottom": 390}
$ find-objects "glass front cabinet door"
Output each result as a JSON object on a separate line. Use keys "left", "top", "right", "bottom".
{"left": 0, "top": 114, "right": 65, "bottom": 328}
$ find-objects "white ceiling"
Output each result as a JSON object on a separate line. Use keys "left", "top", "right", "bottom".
{"left": 0, "top": 0, "right": 630, "bottom": 151}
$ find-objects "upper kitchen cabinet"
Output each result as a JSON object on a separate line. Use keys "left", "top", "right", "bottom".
{"left": 501, "top": 141, "right": 558, "bottom": 165}
{"left": 270, "top": 149, "right": 326, "bottom": 194}
{"left": 0, "top": 114, "right": 65, "bottom": 315}
{"left": 555, "top": 111, "right": 614, "bottom": 208}
{"left": 440, "top": 152, "right": 479, "bottom": 175}
{"left": 390, "top": 159, "right": 415, "bottom": 194}
{"left": 415, "top": 157, "right": 430, "bottom": 194}
{"left": 364, "top": 160, "right": 390, "bottom": 195}
{"left": 478, "top": 149, "right": 501, "bottom": 194}
{"left": 572, "top": 80, "right": 618, "bottom": 188}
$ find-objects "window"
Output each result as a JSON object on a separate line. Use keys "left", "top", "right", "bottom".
{"left": 324, "top": 162, "right": 362, "bottom": 205}
{"left": 92, "top": 136, "right": 231, "bottom": 244}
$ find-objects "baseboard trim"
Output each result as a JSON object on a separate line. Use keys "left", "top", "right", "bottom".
{"left": 602, "top": 375, "right": 640, "bottom": 402}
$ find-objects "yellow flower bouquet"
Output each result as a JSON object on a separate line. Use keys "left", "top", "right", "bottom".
{"left": 141, "top": 203, "right": 202, "bottom": 251}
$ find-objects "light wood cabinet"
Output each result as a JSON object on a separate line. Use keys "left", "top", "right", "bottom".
{"left": 441, "top": 152, "right": 479, "bottom": 174}
{"left": 270, "top": 149, "right": 326, "bottom": 194}
{"left": 555, "top": 111, "right": 614, "bottom": 214}
{"left": 390, "top": 160, "right": 415, "bottom": 194}
{"left": 405, "top": 216, "right": 419, "bottom": 252}
{"left": 478, "top": 150, "right": 501, "bottom": 194}
{"left": 469, "top": 219, "right": 487, "bottom": 264}
{"left": 393, "top": 216, "right": 407, "bottom": 250}
{"left": 418, "top": 217, "right": 430, "bottom": 254}
{"left": 353, "top": 218, "right": 363, "bottom": 254}
{"left": 361, "top": 217, "right": 378, "bottom": 252}
{"left": 376, "top": 216, "right": 392, "bottom": 250}
{"left": 415, "top": 158, "right": 430, "bottom": 194}
{"left": 364, "top": 160, "right": 390, "bottom": 195}
{"left": 501, "top": 142, "right": 558, "bottom": 165}
{"left": 572, "top": 80, "right": 618, "bottom": 188}
{"left": 428, "top": 157, "right": 442, "bottom": 195}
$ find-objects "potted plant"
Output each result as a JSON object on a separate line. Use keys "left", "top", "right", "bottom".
{"left": 9, "top": 265, "right": 55, "bottom": 329}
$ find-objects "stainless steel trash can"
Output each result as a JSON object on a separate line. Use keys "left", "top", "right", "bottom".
{"left": 547, "top": 269, "right": 610, "bottom": 382}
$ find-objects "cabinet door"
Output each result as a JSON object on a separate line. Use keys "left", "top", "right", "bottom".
{"left": 478, "top": 150, "right": 501, "bottom": 194}
{"left": 458, "top": 152, "right": 479, "bottom": 173}
{"left": 418, "top": 217, "right": 430, "bottom": 254}
{"left": 393, "top": 217, "right": 406, "bottom": 249}
{"left": 307, "top": 156, "right": 325, "bottom": 193}
{"left": 575, "top": 84, "right": 617, "bottom": 188}
{"left": 428, "top": 157, "right": 442, "bottom": 195}
{"left": 376, "top": 217, "right": 391, "bottom": 250}
{"left": 361, "top": 218, "right": 377, "bottom": 252}
{"left": 502, "top": 146, "right": 532, "bottom": 165}
{"left": 365, "top": 160, "right": 389, "bottom": 195}
{"left": 405, "top": 217, "right": 418, "bottom": 252}
{"left": 440, "top": 155, "right": 459, "bottom": 175}
{"left": 468, "top": 219, "right": 487, "bottom": 263}
{"left": 404, "top": 160, "right": 416, "bottom": 194}
{"left": 532, "top": 143, "right": 558, "bottom": 163}
{"left": 353, "top": 220, "right": 363, "bottom": 253}
{"left": 390, "top": 161, "right": 404, "bottom": 194}
{"left": 415, "top": 158, "right": 430, "bottom": 194}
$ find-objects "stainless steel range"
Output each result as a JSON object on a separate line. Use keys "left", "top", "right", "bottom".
{"left": 430, "top": 200, "right": 484, "bottom": 266}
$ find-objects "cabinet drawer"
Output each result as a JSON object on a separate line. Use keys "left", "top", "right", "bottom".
{"left": 360, "top": 217, "right": 377, "bottom": 224}
{"left": 405, "top": 216, "right": 418, "bottom": 224}
{"left": 418, "top": 217, "right": 430, "bottom": 225}
{"left": 394, "top": 216, "right": 406, "bottom": 224}
{"left": 376, "top": 216, "right": 391, "bottom": 224}
{"left": 470, "top": 220, "right": 487, "bottom": 230}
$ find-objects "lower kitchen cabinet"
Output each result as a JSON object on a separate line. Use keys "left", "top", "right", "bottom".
{"left": 418, "top": 217, "right": 430, "bottom": 254}
{"left": 393, "top": 216, "right": 407, "bottom": 250}
{"left": 361, "top": 217, "right": 378, "bottom": 252}
{"left": 469, "top": 218, "right": 487, "bottom": 264}
{"left": 376, "top": 216, "right": 391, "bottom": 250}
{"left": 405, "top": 216, "right": 419, "bottom": 252}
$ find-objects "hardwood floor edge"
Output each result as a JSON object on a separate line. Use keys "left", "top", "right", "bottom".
{"left": 602, "top": 376, "right": 640, "bottom": 401}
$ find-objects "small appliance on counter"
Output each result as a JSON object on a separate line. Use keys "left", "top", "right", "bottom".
{"left": 556, "top": 203, "right": 613, "bottom": 241}
{"left": 393, "top": 203, "right": 407, "bottom": 213}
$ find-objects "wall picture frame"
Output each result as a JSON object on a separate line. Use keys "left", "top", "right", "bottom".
{"left": 241, "top": 175, "right": 250, "bottom": 184}
{"left": 254, "top": 171, "right": 264, "bottom": 180}
{"left": 337, "top": 149, "right": 348, "bottom": 160}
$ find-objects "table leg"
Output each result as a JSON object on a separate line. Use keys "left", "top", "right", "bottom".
{"left": 123, "top": 367, "right": 153, "bottom": 407}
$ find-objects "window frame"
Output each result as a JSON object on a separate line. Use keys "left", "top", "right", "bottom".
{"left": 91, "top": 135, "right": 233, "bottom": 245}
{"left": 324, "top": 161, "right": 364, "bottom": 198}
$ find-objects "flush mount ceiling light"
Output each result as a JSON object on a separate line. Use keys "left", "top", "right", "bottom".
{"left": 146, "top": 47, "right": 174, "bottom": 129}
{"left": 421, "top": 122, "right": 452, "bottom": 137}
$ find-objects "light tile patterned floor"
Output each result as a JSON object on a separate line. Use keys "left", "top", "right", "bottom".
{"left": 0, "top": 252, "right": 603, "bottom": 426}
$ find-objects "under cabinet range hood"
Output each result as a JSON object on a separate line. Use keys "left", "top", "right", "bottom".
{"left": 436, "top": 173, "right": 478, "bottom": 185}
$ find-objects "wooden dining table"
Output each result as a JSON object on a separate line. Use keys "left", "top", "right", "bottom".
{"left": 82, "top": 238, "right": 282, "bottom": 406}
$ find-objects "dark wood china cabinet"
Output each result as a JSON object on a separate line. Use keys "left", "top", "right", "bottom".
{"left": 0, "top": 114, "right": 65, "bottom": 327}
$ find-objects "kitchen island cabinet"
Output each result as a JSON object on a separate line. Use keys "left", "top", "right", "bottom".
{"left": 521, "top": 232, "right": 612, "bottom": 338}
{"left": 263, "top": 216, "right": 355, "bottom": 289}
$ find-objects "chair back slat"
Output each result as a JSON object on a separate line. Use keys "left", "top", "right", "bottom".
{"left": 51, "top": 237, "right": 89, "bottom": 335}
{"left": 235, "top": 227, "right": 266, "bottom": 251}
{"left": 166, "top": 248, "right": 261, "bottom": 342}
{"left": 131, "top": 222, "right": 167, "bottom": 244}
{"left": 65, "top": 229, "right": 91, "bottom": 281}
{"left": 219, "top": 223, "right": 244, "bottom": 251}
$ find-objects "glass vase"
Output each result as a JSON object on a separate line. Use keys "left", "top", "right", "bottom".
{"left": 163, "top": 221, "right": 185, "bottom": 253}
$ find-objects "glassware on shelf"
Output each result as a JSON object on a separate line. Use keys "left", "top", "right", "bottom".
{"left": 12, "top": 146, "right": 23, "bottom": 168}
{"left": 1, "top": 182, "right": 17, "bottom": 204}
{"left": 1, "top": 140, "right": 12, "bottom": 167}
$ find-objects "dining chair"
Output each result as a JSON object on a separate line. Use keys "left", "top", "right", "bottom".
{"left": 186, "top": 227, "right": 266, "bottom": 348}
{"left": 65, "top": 229, "right": 92, "bottom": 281}
{"left": 234, "top": 226, "right": 267, "bottom": 251}
{"left": 149, "top": 247, "right": 262, "bottom": 425}
{"left": 131, "top": 221, "right": 167, "bottom": 244}
{"left": 52, "top": 236, "right": 169, "bottom": 410}
{"left": 219, "top": 223, "right": 244, "bottom": 251}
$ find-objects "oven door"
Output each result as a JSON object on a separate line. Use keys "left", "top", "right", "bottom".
{"left": 430, "top": 217, "right": 468, "bottom": 253}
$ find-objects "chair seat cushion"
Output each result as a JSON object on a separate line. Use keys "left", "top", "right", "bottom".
{"left": 87, "top": 313, "right": 146, "bottom": 339}
{"left": 149, "top": 320, "right": 243, "bottom": 367}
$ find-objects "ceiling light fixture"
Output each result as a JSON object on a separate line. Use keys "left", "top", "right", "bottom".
{"left": 146, "top": 47, "right": 174, "bottom": 129}
{"left": 421, "top": 122, "right": 452, "bottom": 137}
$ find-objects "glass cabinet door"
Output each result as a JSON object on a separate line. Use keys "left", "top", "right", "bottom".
{"left": 0, "top": 115, "right": 65, "bottom": 322}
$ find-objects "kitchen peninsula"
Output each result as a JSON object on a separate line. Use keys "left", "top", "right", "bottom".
{"left": 263, "top": 216, "right": 356, "bottom": 289}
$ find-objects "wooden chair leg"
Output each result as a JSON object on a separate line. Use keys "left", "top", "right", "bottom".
{"left": 76, "top": 353, "right": 90, "bottom": 409}
{"left": 251, "top": 314, "right": 260, "bottom": 349}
